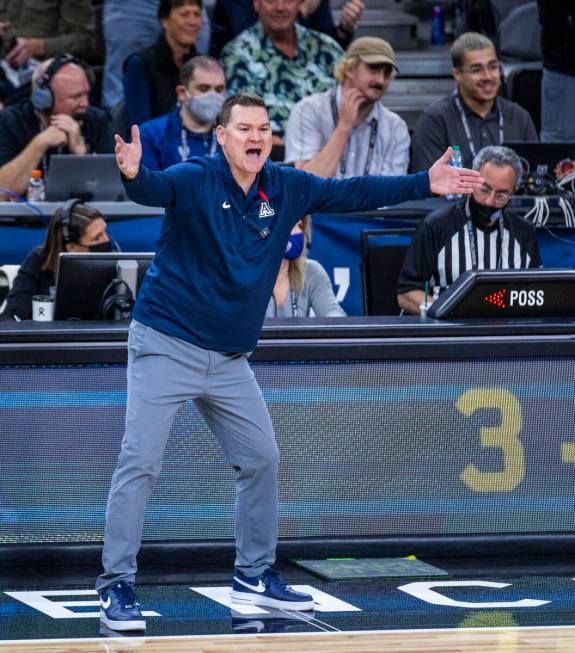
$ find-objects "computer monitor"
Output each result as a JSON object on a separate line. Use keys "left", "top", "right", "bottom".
{"left": 361, "top": 228, "right": 415, "bottom": 315}
{"left": 45, "top": 154, "right": 126, "bottom": 201}
{"left": 54, "top": 252, "right": 154, "bottom": 320}
{"left": 503, "top": 141, "right": 575, "bottom": 179}
{"left": 427, "top": 268, "right": 575, "bottom": 319}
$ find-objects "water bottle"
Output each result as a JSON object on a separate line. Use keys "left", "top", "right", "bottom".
{"left": 431, "top": 5, "right": 444, "bottom": 45}
{"left": 447, "top": 145, "right": 463, "bottom": 200}
{"left": 26, "top": 169, "right": 46, "bottom": 202}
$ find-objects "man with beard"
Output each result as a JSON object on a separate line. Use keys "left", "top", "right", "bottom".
{"left": 284, "top": 37, "right": 410, "bottom": 177}
{"left": 411, "top": 32, "right": 537, "bottom": 172}
{"left": 397, "top": 145, "right": 541, "bottom": 315}
{"left": 139, "top": 56, "right": 226, "bottom": 170}
{"left": 0, "top": 54, "right": 114, "bottom": 196}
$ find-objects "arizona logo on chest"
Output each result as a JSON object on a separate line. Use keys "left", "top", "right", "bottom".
{"left": 258, "top": 187, "right": 275, "bottom": 218}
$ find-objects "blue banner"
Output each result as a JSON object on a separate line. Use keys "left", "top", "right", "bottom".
{"left": 2, "top": 211, "right": 574, "bottom": 316}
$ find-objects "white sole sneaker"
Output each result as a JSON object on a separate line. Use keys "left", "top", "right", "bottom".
{"left": 230, "top": 590, "right": 315, "bottom": 611}
{"left": 100, "top": 610, "right": 146, "bottom": 631}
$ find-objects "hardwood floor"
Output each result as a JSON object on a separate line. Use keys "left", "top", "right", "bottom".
{"left": 2, "top": 627, "right": 575, "bottom": 653}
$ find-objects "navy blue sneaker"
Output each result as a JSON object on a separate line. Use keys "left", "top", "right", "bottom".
{"left": 231, "top": 569, "right": 315, "bottom": 610}
{"left": 99, "top": 581, "right": 146, "bottom": 631}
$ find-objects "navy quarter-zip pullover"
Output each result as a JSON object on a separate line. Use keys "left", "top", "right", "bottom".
{"left": 126, "top": 151, "right": 431, "bottom": 352}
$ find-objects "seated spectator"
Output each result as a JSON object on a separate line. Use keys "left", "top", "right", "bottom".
{"left": 397, "top": 145, "right": 541, "bottom": 315}
{"left": 285, "top": 37, "right": 410, "bottom": 178}
{"left": 0, "top": 54, "right": 114, "bottom": 197}
{"left": 220, "top": 0, "right": 344, "bottom": 139}
{"left": 140, "top": 56, "right": 225, "bottom": 171}
{"left": 123, "top": 0, "right": 202, "bottom": 127}
{"left": 1, "top": 201, "right": 114, "bottom": 321}
{"left": 0, "top": 0, "right": 96, "bottom": 69}
{"left": 102, "top": 0, "right": 211, "bottom": 110}
{"left": 411, "top": 32, "right": 537, "bottom": 172}
{"left": 210, "top": 0, "right": 364, "bottom": 58}
{"left": 266, "top": 216, "right": 345, "bottom": 317}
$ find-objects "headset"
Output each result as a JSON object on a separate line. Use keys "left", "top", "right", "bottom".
{"left": 59, "top": 197, "right": 84, "bottom": 244}
{"left": 98, "top": 279, "right": 135, "bottom": 320}
{"left": 31, "top": 53, "right": 81, "bottom": 113}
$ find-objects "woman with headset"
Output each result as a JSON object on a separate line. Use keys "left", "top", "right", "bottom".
{"left": 1, "top": 200, "right": 113, "bottom": 320}
{"left": 266, "top": 215, "right": 346, "bottom": 318}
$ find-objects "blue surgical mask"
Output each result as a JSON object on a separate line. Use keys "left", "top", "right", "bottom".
{"left": 284, "top": 232, "right": 305, "bottom": 260}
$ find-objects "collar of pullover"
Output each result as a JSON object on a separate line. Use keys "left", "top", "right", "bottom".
{"left": 214, "top": 150, "right": 279, "bottom": 201}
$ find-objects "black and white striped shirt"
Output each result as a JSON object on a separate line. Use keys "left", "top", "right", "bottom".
{"left": 397, "top": 202, "right": 542, "bottom": 297}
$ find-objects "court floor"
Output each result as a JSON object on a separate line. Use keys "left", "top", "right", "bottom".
{"left": 1, "top": 555, "right": 575, "bottom": 651}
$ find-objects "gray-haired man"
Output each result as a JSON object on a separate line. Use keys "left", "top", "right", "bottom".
{"left": 398, "top": 145, "right": 542, "bottom": 315}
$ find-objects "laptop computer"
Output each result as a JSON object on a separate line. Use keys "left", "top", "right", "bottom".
{"left": 45, "top": 154, "right": 126, "bottom": 201}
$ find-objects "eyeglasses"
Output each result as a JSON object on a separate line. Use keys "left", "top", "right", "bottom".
{"left": 476, "top": 183, "right": 512, "bottom": 204}
{"left": 459, "top": 61, "right": 502, "bottom": 77}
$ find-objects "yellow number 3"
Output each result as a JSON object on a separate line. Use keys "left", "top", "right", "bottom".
{"left": 457, "top": 388, "right": 525, "bottom": 492}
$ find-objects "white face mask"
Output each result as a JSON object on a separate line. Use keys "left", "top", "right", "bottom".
{"left": 185, "top": 91, "right": 226, "bottom": 125}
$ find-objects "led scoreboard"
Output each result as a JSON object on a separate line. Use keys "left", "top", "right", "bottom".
{"left": 428, "top": 269, "right": 575, "bottom": 319}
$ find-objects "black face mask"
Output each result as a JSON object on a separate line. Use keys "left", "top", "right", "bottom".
{"left": 88, "top": 240, "right": 114, "bottom": 253}
{"left": 469, "top": 195, "right": 505, "bottom": 229}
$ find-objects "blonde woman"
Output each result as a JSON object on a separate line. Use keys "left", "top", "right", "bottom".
{"left": 266, "top": 215, "right": 346, "bottom": 317}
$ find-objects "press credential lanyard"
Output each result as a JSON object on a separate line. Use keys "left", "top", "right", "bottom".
{"left": 453, "top": 90, "right": 504, "bottom": 159}
{"left": 179, "top": 127, "right": 217, "bottom": 161}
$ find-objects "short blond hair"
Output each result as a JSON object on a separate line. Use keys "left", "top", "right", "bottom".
{"left": 334, "top": 57, "right": 355, "bottom": 84}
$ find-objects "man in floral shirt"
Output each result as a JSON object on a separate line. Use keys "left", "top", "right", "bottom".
{"left": 220, "top": 0, "right": 343, "bottom": 139}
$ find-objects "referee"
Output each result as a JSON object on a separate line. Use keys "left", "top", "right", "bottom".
{"left": 97, "top": 92, "right": 482, "bottom": 631}
{"left": 398, "top": 145, "right": 541, "bottom": 315}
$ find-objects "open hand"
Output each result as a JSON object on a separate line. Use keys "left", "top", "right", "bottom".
{"left": 115, "top": 125, "right": 141, "bottom": 180}
{"left": 429, "top": 147, "right": 484, "bottom": 196}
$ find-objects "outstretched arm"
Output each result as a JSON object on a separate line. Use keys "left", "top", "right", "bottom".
{"left": 117, "top": 125, "right": 177, "bottom": 208}
{"left": 289, "top": 147, "right": 484, "bottom": 217}
{"left": 428, "top": 147, "right": 483, "bottom": 196}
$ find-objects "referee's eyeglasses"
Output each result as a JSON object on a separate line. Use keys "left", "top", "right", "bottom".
{"left": 476, "top": 183, "right": 512, "bottom": 206}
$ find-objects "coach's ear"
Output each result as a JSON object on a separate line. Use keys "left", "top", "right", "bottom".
{"left": 216, "top": 124, "right": 225, "bottom": 147}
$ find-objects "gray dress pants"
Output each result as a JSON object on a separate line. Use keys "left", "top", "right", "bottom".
{"left": 96, "top": 321, "right": 279, "bottom": 592}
